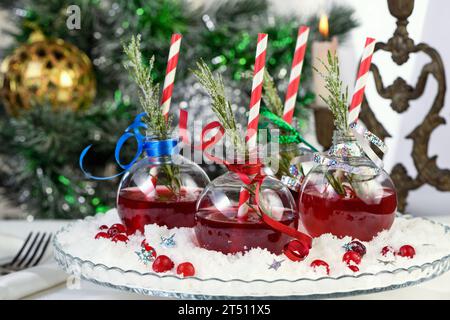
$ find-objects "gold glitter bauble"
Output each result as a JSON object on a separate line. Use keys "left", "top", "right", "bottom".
{"left": 0, "top": 37, "right": 96, "bottom": 115}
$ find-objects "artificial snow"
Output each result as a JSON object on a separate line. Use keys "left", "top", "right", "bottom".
{"left": 56, "top": 209, "right": 450, "bottom": 281}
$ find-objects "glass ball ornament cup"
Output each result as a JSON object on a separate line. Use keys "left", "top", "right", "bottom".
{"left": 298, "top": 130, "right": 397, "bottom": 241}
{"left": 195, "top": 152, "right": 298, "bottom": 255}
{"left": 117, "top": 137, "right": 210, "bottom": 234}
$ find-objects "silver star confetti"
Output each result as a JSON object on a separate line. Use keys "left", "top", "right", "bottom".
{"left": 136, "top": 248, "right": 155, "bottom": 265}
{"left": 377, "top": 259, "right": 396, "bottom": 266}
{"left": 268, "top": 259, "right": 285, "bottom": 271}
{"left": 160, "top": 234, "right": 176, "bottom": 248}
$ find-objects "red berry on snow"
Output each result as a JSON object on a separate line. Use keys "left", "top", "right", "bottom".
{"left": 343, "top": 251, "right": 362, "bottom": 266}
{"left": 108, "top": 227, "right": 119, "bottom": 237}
{"left": 95, "top": 232, "right": 110, "bottom": 239}
{"left": 397, "top": 245, "right": 415, "bottom": 259}
{"left": 381, "top": 246, "right": 394, "bottom": 256}
{"left": 108, "top": 223, "right": 127, "bottom": 237}
{"left": 99, "top": 225, "right": 109, "bottom": 230}
{"left": 310, "top": 260, "right": 330, "bottom": 275}
{"left": 152, "top": 255, "right": 174, "bottom": 273}
{"left": 283, "top": 240, "right": 309, "bottom": 262}
{"left": 141, "top": 239, "right": 157, "bottom": 258}
{"left": 348, "top": 265, "right": 359, "bottom": 273}
{"left": 111, "top": 233, "right": 129, "bottom": 243}
{"left": 177, "top": 262, "right": 195, "bottom": 277}
{"left": 345, "top": 240, "right": 366, "bottom": 257}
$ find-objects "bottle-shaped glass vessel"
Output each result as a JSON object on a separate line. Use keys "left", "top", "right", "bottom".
{"left": 298, "top": 130, "right": 397, "bottom": 241}
{"left": 117, "top": 137, "right": 210, "bottom": 234}
{"left": 195, "top": 151, "right": 298, "bottom": 254}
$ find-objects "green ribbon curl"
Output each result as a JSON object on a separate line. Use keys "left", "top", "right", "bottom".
{"left": 260, "top": 108, "right": 318, "bottom": 152}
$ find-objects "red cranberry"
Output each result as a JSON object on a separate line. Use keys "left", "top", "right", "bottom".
{"left": 99, "top": 225, "right": 109, "bottom": 230}
{"left": 310, "top": 260, "right": 330, "bottom": 275}
{"left": 345, "top": 241, "right": 366, "bottom": 257}
{"left": 108, "top": 228, "right": 120, "bottom": 237}
{"left": 397, "top": 245, "right": 416, "bottom": 259}
{"left": 141, "top": 239, "right": 157, "bottom": 258}
{"left": 177, "top": 262, "right": 196, "bottom": 277}
{"left": 111, "top": 234, "right": 129, "bottom": 243}
{"left": 283, "top": 240, "right": 309, "bottom": 262}
{"left": 381, "top": 246, "right": 394, "bottom": 256}
{"left": 348, "top": 265, "right": 360, "bottom": 272}
{"left": 108, "top": 223, "right": 127, "bottom": 237}
{"left": 152, "top": 255, "right": 174, "bottom": 273}
{"left": 343, "top": 251, "right": 362, "bottom": 265}
{"left": 94, "top": 232, "right": 110, "bottom": 240}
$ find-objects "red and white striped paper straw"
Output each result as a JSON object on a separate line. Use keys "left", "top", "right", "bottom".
{"left": 283, "top": 26, "right": 309, "bottom": 124}
{"left": 136, "top": 167, "right": 158, "bottom": 199}
{"left": 237, "top": 188, "right": 250, "bottom": 219}
{"left": 245, "top": 33, "right": 268, "bottom": 151}
{"left": 161, "top": 33, "right": 182, "bottom": 121}
{"left": 179, "top": 107, "right": 189, "bottom": 145}
{"left": 348, "top": 37, "right": 375, "bottom": 124}
{"left": 137, "top": 34, "right": 182, "bottom": 199}
{"left": 237, "top": 33, "right": 268, "bottom": 220}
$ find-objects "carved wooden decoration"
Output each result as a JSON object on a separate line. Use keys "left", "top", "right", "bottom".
{"left": 360, "top": 0, "right": 448, "bottom": 212}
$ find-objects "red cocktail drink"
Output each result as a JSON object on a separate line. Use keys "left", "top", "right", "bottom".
{"left": 117, "top": 186, "right": 202, "bottom": 234}
{"left": 195, "top": 206, "right": 297, "bottom": 254}
{"left": 299, "top": 186, "right": 396, "bottom": 241}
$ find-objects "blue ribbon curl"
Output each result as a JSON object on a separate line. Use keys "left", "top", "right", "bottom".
{"left": 79, "top": 113, "right": 178, "bottom": 180}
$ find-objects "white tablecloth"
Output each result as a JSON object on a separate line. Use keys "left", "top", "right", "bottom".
{"left": 1, "top": 217, "right": 450, "bottom": 300}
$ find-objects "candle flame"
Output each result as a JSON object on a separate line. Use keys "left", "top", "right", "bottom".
{"left": 319, "top": 14, "right": 329, "bottom": 38}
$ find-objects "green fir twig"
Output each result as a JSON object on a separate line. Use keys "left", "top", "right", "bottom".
{"left": 123, "top": 35, "right": 172, "bottom": 140}
{"left": 192, "top": 60, "right": 246, "bottom": 154}
{"left": 314, "top": 51, "right": 349, "bottom": 132}
{"left": 313, "top": 51, "right": 351, "bottom": 196}
{"left": 261, "top": 70, "right": 306, "bottom": 180}
{"left": 262, "top": 69, "right": 284, "bottom": 118}
{"left": 123, "top": 35, "right": 181, "bottom": 195}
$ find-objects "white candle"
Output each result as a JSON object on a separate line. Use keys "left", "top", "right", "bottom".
{"left": 312, "top": 14, "right": 339, "bottom": 108}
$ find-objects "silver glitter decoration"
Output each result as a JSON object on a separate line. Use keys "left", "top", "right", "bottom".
{"left": 268, "top": 259, "right": 284, "bottom": 271}
{"left": 160, "top": 234, "right": 176, "bottom": 248}
{"left": 172, "top": 74, "right": 248, "bottom": 124}
{"left": 202, "top": 14, "right": 215, "bottom": 31}
{"left": 281, "top": 175, "right": 301, "bottom": 192}
{"left": 377, "top": 259, "right": 396, "bottom": 266}
{"left": 136, "top": 247, "right": 156, "bottom": 265}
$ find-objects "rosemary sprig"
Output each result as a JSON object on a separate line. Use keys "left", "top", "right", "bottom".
{"left": 314, "top": 51, "right": 349, "bottom": 133}
{"left": 262, "top": 69, "right": 284, "bottom": 118}
{"left": 261, "top": 70, "right": 304, "bottom": 180}
{"left": 192, "top": 60, "right": 246, "bottom": 154}
{"left": 313, "top": 51, "right": 351, "bottom": 196}
{"left": 123, "top": 35, "right": 180, "bottom": 195}
{"left": 161, "top": 163, "right": 181, "bottom": 196}
{"left": 123, "top": 35, "right": 172, "bottom": 140}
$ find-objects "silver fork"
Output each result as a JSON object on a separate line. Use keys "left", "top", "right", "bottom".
{"left": 0, "top": 232, "right": 53, "bottom": 275}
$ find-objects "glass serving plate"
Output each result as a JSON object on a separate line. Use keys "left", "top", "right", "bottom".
{"left": 53, "top": 215, "right": 450, "bottom": 299}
